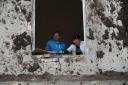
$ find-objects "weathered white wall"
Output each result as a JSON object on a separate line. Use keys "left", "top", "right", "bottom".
{"left": 0, "top": 0, "right": 33, "bottom": 76}
{"left": 1, "top": 81, "right": 128, "bottom": 85}
{"left": 87, "top": 0, "right": 128, "bottom": 73}
{"left": 0, "top": 0, "right": 128, "bottom": 82}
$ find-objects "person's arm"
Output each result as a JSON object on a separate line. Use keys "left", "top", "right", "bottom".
{"left": 62, "top": 43, "right": 65, "bottom": 50}
{"left": 61, "top": 43, "right": 69, "bottom": 54}
{"left": 45, "top": 41, "right": 51, "bottom": 51}
{"left": 67, "top": 44, "right": 75, "bottom": 53}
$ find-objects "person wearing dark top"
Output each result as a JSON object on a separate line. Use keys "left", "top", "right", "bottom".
{"left": 67, "top": 34, "right": 85, "bottom": 55}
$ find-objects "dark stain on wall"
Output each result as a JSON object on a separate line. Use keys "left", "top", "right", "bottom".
{"left": 95, "top": 0, "right": 128, "bottom": 48}
{"left": 24, "top": 0, "right": 31, "bottom": 1}
{"left": 96, "top": 51, "right": 105, "bottom": 58}
{"left": 5, "top": 27, "right": 8, "bottom": 30}
{"left": 102, "top": 30, "right": 109, "bottom": 40}
{"left": 91, "top": 60, "right": 93, "bottom": 63}
{"left": 93, "top": 0, "right": 105, "bottom": 12}
{"left": 16, "top": 0, "right": 21, "bottom": 2}
{"left": 80, "top": 81, "right": 83, "bottom": 85}
{"left": 28, "top": 63, "right": 40, "bottom": 72}
{"left": 14, "top": 5, "right": 20, "bottom": 13}
{"left": 2, "top": 18, "right": 6, "bottom": 24}
{"left": 98, "top": 69, "right": 103, "bottom": 74}
{"left": 12, "top": 32, "right": 31, "bottom": 52}
{"left": 99, "top": 13, "right": 116, "bottom": 27}
{"left": 109, "top": 42, "right": 112, "bottom": 52}
{"left": 101, "top": 16, "right": 116, "bottom": 28}
{"left": 94, "top": 0, "right": 116, "bottom": 28}
{"left": 1, "top": 50, "right": 4, "bottom": 55}
{"left": 87, "top": 28, "right": 95, "bottom": 40}
{"left": 118, "top": 46, "right": 122, "bottom": 51}
{"left": 117, "top": 0, "right": 128, "bottom": 47}
{"left": 13, "top": 0, "right": 32, "bottom": 22}
{"left": 122, "top": 83, "right": 126, "bottom": 85}
{"left": 116, "top": 41, "right": 121, "bottom": 46}
{"left": 77, "top": 72, "right": 80, "bottom": 75}
{"left": 39, "top": 71, "right": 53, "bottom": 81}
{"left": 98, "top": 40, "right": 107, "bottom": 46}
{"left": 111, "top": 31, "right": 117, "bottom": 40}
{"left": 116, "top": 41, "right": 123, "bottom": 51}
{"left": 113, "top": 26, "right": 126, "bottom": 40}
{"left": 17, "top": 54, "right": 23, "bottom": 64}
{"left": 70, "top": 71, "right": 74, "bottom": 74}
{"left": 110, "top": 3, "right": 116, "bottom": 13}
{"left": 21, "top": 6, "right": 32, "bottom": 22}
{"left": 64, "top": 57, "right": 73, "bottom": 63}
{"left": 25, "top": 12, "right": 32, "bottom": 22}
{"left": 122, "top": 66, "right": 125, "bottom": 69}
{"left": 11, "top": 1, "right": 16, "bottom": 5}
{"left": 5, "top": 42, "right": 10, "bottom": 48}
{"left": 123, "top": 39, "right": 128, "bottom": 47}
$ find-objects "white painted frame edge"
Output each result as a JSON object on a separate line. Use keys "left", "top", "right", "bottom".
{"left": 31, "top": 0, "right": 88, "bottom": 53}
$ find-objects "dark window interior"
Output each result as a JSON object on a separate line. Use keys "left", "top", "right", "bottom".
{"left": 35, "top": 0, "right": 84, "bottom": 49}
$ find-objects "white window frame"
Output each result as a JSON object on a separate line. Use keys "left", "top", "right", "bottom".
{"left": 82, "top": 0, "right": 88, "bottom": 54}
{"left": 32, "top": 0, "right": 35, "bottom": 51}
{"left": 31, "top": 0, "right": 88, "bottom": 54}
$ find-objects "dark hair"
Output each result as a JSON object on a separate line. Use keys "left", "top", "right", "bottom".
{"left": 72, "top": 34, "right": 81, "bottom": 40}
{"left": 52, "top": 31, "right": 61, "bottom": 37}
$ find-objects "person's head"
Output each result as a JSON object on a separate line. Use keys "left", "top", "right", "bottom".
{"left": 72, "top": 34, "right": 81, "bottom": 46}
{"left": 52, "top": 31, "right": 61, "bottom": 41}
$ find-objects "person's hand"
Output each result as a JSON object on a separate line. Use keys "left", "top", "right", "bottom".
{"left": 32, "top": 48, "right": 44, "bottom": 55}
{"left": 36, "top": 48, "right": 43, "bottom": 51}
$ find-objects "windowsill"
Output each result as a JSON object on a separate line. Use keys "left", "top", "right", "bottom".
{"left": 32, "top": 54, "right": 84, "bottom": 58}
{"left": 32, "top": 54, "right": 84, "bottom": 62}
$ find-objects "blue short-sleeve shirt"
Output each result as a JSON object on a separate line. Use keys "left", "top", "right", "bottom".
{"left": 45, "top": 39, "right": 65, "bottom": 51}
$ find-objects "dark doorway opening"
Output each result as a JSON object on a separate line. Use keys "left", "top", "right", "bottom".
{"left": 35, "top": 0, "right": 84, "bottom": 49}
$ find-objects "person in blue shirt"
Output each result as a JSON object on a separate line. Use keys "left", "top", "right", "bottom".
{"left": 45, "top": 31, "right": 65, "bottom": 56}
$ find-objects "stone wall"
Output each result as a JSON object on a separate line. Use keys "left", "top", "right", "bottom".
{"left": 0, "top": 0, "right": 32, "bottom": 76}
{"left": 87, "top": 0, "right": 128, "bottom": 73}
{"left": 0, "top": 0, "right": 128, "bottom": 82}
